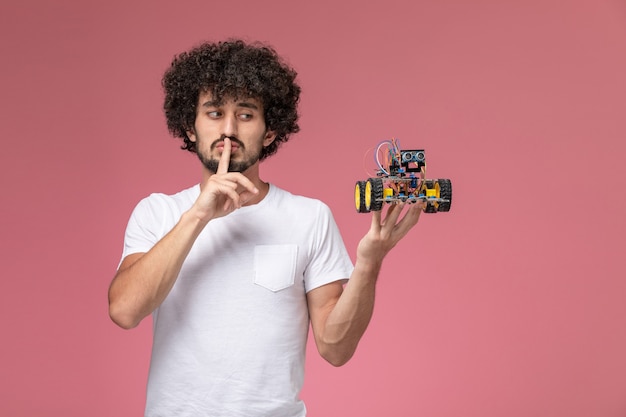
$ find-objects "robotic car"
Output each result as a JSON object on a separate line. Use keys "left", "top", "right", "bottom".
{"left": 355, "top": 138, "right": 452, "bottom": 213}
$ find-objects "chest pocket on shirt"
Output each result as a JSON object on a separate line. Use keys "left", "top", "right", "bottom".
{"left": 254, "top": 244, "right": 298, "bottom": 292}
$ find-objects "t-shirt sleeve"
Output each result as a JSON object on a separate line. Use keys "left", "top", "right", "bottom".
{"left": 119, "top": 195, "right": 170, "bottom": 264}
{"left": 303, "top": 203, "right": 354, "bottom": 292}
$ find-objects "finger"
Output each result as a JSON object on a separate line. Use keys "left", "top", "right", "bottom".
{"left": 216, "top": 137, "right": 232, "bottom": 174}
{"left": 210, "top": 174, "right": 259, "bottom": 207}
{"left": 392, "top": 204, "right": 423, "bottom": 238}
{"left": 381, "top": 202, "right": 405, "bottom": 228}
{"left": 239, "top": 189, "right": 260, "bottom": 205}
{"left": 214, "top": 183, "right": 244, "bottom": 209}
{"left": 219, "top": 172, "right": 259, "bottom": 195}
{"left": 370, "top": 208, "right": 382, "bottom": 233}
{"left": 402, "top": 204, "right": 423, "bottom": 226}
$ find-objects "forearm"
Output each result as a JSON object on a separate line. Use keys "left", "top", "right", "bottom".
{"left": 108, "top": 210, "right": 208, "bottom": 329}
{"left": 318, "top": 259, "right": 382, "bottom": 366}
{"left": 313, "top": 203, "right": 423, "bottom": 365}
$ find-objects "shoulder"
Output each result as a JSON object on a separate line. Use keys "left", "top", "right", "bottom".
{"left": 130, "top": 184, "right": 199, "bottom": 225}
{"left": 135, "top": 184, "right": 199, "bottom": 213}
{"left": 124, "top": 185, "right": 199, "bottom": 244}
{"left": 268, "top": 184, "right": 331, "bottom": 214}
{"left": 265, "top": 185, "right": 339, "bottom": 235}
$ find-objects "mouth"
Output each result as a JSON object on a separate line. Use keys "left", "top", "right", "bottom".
{"left": 216, "top": 142, "right": 239, "bottom": 152}
{"left": 214, "top": 137, "right": 243, "bottom": 153}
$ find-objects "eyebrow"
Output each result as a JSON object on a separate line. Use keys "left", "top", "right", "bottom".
{"left": 200, "top": 100, "right": 260, "bottom": 110}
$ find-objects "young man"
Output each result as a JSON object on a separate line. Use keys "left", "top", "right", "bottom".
{"left": 109, "top": 39, "right": 424, "bottom": 417}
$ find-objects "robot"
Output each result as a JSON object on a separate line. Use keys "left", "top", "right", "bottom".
{"left": 354, "top": 138, "right": 452, "bottom": 213}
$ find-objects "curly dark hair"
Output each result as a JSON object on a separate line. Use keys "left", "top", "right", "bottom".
{"left": 162, "top": 39, "right": 301, "bottom": 160}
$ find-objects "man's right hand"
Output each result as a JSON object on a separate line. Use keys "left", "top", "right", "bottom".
{"left": 189, "top": 138, "right": 259, "bottom": 223}
{"left": 109, "top": 138, "right": 258, "bottom": 329}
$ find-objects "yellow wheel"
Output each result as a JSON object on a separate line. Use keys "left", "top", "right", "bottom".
{"left": 355, "top": 181, "right": 369, "bottom": 213}
{"left": 366, "top": 178, "right": 384, "bottom": 211}
{"left": 421, "top": 179, "right": 452, "bottom": 213}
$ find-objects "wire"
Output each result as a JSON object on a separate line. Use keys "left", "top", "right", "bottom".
{"left": 375, "top": 139, "right": 395, "bottom": 175}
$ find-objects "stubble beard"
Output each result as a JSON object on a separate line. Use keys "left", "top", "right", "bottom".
{"left": 197, "top": 136, "right": 262, "bottom": 174}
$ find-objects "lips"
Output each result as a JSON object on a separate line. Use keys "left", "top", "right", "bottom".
{"left": 216, "top": 142, "right": 239, "bottom": 151}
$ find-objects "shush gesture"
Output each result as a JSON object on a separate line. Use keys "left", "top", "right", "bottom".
{"left": 190, "top": 138, "right": 260, "bottom": 222}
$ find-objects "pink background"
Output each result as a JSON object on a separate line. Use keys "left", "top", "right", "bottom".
{"left": 1, "top": 0, "right": 625, "bottom": 415}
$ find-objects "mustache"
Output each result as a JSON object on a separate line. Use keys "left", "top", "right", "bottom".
{"left": 210, "top": 135, "right": 244, "bottom": 150}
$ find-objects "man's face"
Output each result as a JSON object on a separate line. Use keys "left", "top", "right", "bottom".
{"left": 187, "top": 92, "right": 276, "bottom": 173}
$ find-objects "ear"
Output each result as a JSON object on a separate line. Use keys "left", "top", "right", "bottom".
{"left": 263, "top": 130, "right": 277, "bottom": 147}
{"left": 186, "top": 128, "right": 197, "bottom": 143}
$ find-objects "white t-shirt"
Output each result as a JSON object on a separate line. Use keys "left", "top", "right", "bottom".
{"left": 121, "top": 184, "right": 354, "bottom": 417}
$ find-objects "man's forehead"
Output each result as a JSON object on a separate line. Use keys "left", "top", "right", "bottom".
{"left": 198, "top": 91, "right": 262, "bottom": 108}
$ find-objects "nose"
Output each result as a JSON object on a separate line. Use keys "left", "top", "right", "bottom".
{"left": 222, "top": 113, "right": 238, "bottom": 138}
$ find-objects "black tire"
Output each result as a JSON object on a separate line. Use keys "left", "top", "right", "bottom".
{"left": 355, "top": 181, "right": 369, "bottom": 213}
{"left": 437, "top": 179, "right": 452, "bottom": 212}
{"left": 367, "top": 178, "right": 384, "bottom": 211}
{"left": 424, "top": 203, "right": 437, "bottom": 213}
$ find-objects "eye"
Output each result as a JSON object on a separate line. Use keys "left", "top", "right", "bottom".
{"left": 238, "top": 113, "right": 253, "bottom": 120}
{"left": 207, "top": 110, "right": 221, "bottom": 118}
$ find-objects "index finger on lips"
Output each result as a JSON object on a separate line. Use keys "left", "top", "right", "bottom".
{"left": 216, "top": 138, "right": 231, "bottom": 174}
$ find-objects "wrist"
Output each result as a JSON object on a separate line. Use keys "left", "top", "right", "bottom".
{"left": 354, "top": 256, "right": 383, "bottom": 274}
{"left": 181, "top": 207, "right": 211, "bottom": 230}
